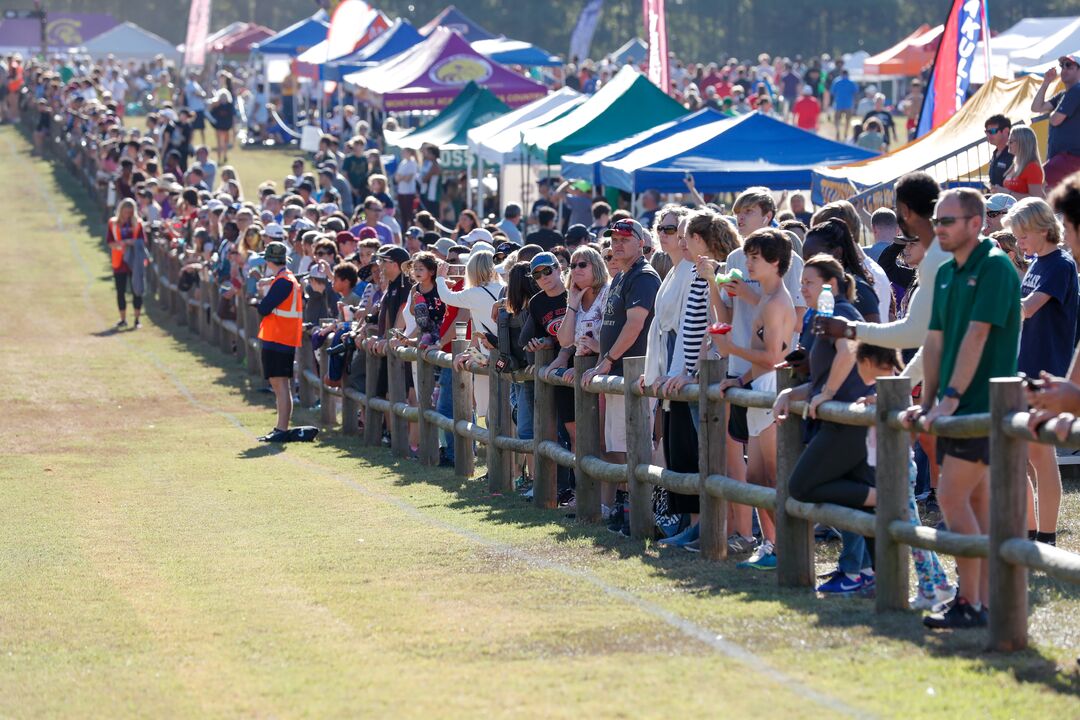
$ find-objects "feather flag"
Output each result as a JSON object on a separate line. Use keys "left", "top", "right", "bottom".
{"left": 915, "top": 0, "right": 991, "bottom": 137}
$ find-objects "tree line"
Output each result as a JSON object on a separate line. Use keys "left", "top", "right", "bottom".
{"left": 5, "top": 0, "right": 1078, "bottom": 65}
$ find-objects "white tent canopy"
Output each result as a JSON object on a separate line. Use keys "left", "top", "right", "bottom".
{"left": 467, "top": 87, "right": 583, "bottom": 165}
{"left": 1009, "top": 16, "right": 1080, "bottom": 67}
{"left": 82, "top": 22, "right": 181, "bottom": 63}
{"left": 973, "top": 16, "right": 1079, "bottom": 83}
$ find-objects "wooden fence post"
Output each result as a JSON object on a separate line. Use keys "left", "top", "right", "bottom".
{"left": 387, "top": 349, "right": 408, "bottom": 457}
{"left": 416, "top": 350, "right": 439, "bottom": 465}
{"left": 451, "top": 339, "right": 475, "bottom": 477}
{"left": 875, "top": 376, "right": 912, "bottom": 612}
{"left": 574, "top": 355, "right": 602, "bottom": 524}
{"left": 698, "top": 358, "right": 728, "bottom": 560}
{"left": 340, "top": 349, "right": 360, "bottom": 438}
{"left": 320, "top": 343, "right": 339, "bottom": 429}
{"left": 532, "top": 346, "right": 557, "bottom": 509}
{"left": 243, "top": 297, "right": 261, "bottom": 376}
{"left": 623, "top": 357, "right": 654, "bottom": 539}
{"left": 487, "top": 363, "right": 514, "bottom": 493}
{"left": 363, "top": 332, "right": 383, "bottom": 447}
{"left": 774, "top": 368, "right": 814, "bottom": 588}
{"left": 989, "top": 378, "right": 1029, "bottom": 651}
{"left": 298, "top": 334, "right": 317, "bottom": 408}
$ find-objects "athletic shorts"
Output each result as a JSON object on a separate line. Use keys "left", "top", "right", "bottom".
{"left": 746, "top": 371, "right": 777, "bottom": 438}
{"left": 262, "top": 347, "right": 296, "bottom": 379}
{"left": 935, "top": 436, "right": 990, "bottom": 466}
{"left": 191, "top": 110, "right": 206, "bottom": 130}
{"left": 727, "top": 374, "right": 750, "bottom": 444}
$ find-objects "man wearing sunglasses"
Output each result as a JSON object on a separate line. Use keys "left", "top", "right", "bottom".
{"left": 1032, "top": 53, "right": 1080, "bottom": 189}
{"left": 582, "top": 218, "right": 661, "bottom": 459}
{"left": 983, "top": 114, "right": 1012, "bottom": 190}
{"left": 983, "top": 193, "right": 1015, "bottom": 234}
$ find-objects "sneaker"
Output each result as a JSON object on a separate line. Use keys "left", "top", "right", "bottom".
{"left": 601, "top": 504, "right": 615, "bottom": 521}
{"left": 115, "top": 319, "right": 127, "bottom": 328}
{"left": 657, "top": 523, "right": 699, "bottom": 548}
{"left": 737, "top": 541, "right": 776, "bottom": 570}
{"left": 910, "top": 584, "right": 957, "bottom": 612}
{"left": 923, "top": 596, "right": 988, "bottom": 629}
{"left": 684, "top": 539, "right": 701, "bottom": 553}
{"left": 522, "top": 487, "right": 534, "bottom": 500}
{"left": 727, "top": 533, "right": 756, "bottom": 554}
{"left": 607, "top": 505, "right": 626, "bottom": 534}
{"left": 556, "top": 488, "right": 575, "bottom": 507}
{"left": 859, "top": 572, "right": 876, "bottom": 591}
{"left": 816, "top": 570, "right": 863, "bottom": 594}
{"left": 133, "top": 319, "right": 141, "bottom": 329}
{"left": 258, "top": 428, "right": 289, "bottom": 443}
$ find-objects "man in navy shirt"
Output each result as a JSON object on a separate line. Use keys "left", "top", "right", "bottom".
{"left": 1032, "top": 53, "right": 1080, "bottom": 188}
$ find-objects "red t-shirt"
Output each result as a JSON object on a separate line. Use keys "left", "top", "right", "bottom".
{"left": 793, "top": 96, "right": 821, "bottom": 130}
{"left": 437, "top": 277, "right": 471, "bottom": 352}
{"left": 1003, "top": 161, "right": 1044, "bottom": 195}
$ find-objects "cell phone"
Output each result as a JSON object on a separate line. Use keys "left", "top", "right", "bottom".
{"left": 483, "top": 331, "right": 499, "bottom": 347}
{"left": 1020, "top": 373, "right": 1045, "bottom": 391}
{"left": 783, "top": 349, "right": 807, "bottom": 365}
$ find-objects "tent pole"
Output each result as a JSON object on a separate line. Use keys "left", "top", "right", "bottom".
{"left": 465, "top": 152, "right": 473, "bottom": 213}
{"left": 477, "top": 156, "right": 485, "bottom": 217}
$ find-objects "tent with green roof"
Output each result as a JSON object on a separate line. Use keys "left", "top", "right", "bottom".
{"left": 521, "top": 66, "right": 685, "bottom": 165}
{"left": 383, "top": 81, "right": 510, "bottom": 151}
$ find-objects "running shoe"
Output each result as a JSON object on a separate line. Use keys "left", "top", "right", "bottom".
{"left": 910, "top": 584, "right": 957, "bottom": 612}
{"left": 257, "top": 428, "right": 289, "bottom": 443}
{"left": 133, "top": 319, "right": 141, "bottom": 329}
{"left": 727, "top": 533, "right": 756, "bottom": 554}
{"left": 737, "top": 540, "right": 776, "bottom": 570}
{"left": 923, "top": 596, "right": 987, "bottom": 629}
{"left": 115, "top": 319, "right": 127, "bottom": 328}
{"left": 657, "top": 523, "right": 699, "bottom": 548}
{"left": 816, "top": 570, "right": 863, "bottom": 594}
{"left": 684, "top": 539, "right": 701, "bottom": 553}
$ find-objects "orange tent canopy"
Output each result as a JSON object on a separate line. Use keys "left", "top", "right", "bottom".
{"left": 863, "top": 24, "right": 943, "bottom": 77}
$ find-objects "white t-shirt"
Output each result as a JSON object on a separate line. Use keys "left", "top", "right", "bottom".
{"left": 396, "top": 158, "right": 418, "bottom": 195}
{"left": 863, "top": 255, "right": 892, "bottom": 320}
{"left": 721, "top": 247, "right": 807, "bottom": 376}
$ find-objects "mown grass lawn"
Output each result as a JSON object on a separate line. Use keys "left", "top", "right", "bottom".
{"left": 1, "top": 126, "right": 1078, "bottom": 718}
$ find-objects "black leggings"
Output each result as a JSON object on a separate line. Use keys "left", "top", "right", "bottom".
{"left": 662, "top": 401, "right": 700, "bottom": 514}
{"left": 113, "top": 271, "right": 142, "bottom": 313}
{"left": 788, "top": 421, "right": 874, "bottom": 508}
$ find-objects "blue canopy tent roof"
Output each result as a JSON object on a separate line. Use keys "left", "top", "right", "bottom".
{"left": 319, "top": 19, "right": 424, "bottom": 81}
{"left": 253, "top": 13, "right": 329, "bottom": 55}
{"left": 419, "top": 5, "right": 495, "bottom": 42}
{"left": 471, "top": 38, "right": 560, "bottom": 67}
{"left": 599, "top": 112, "right": 880, "bottom": 194}
{"left": 561, "top": 107, "right": 725, "bottom": 186}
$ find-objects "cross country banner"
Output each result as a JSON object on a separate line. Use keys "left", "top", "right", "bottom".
{"left": 915, "top": 0, "right": 991, "bottom": 137}
{"left": 569, "top": 0, "right": 604, "bottom": 64}
{"left": 326, "top": 0, "right": 387, "bottom": 62}
{"left": 183, "top": 0, "right": 212, "bottom": 68}
{"left": 643, "top": 0, "right": 668, "bottom": 91}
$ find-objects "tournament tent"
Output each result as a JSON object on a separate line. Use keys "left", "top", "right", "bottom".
{"left": 214, "top": 25, "right": 274, "bottom": 54}
{"left": 467, "top": 87, "right": 585, "bottom": 165}
{"left": 609, "top": 38, "right": 647, "bottom": 65}
{"left": 344, "top": 27, "right": 546, "bottom": 111}
{"left": 972, "top": 16, "right": 1079, "bottom": 82}
{"left": 296, "top": 11, "right": 391, "bottom": 65}
{"left": 317, "top": 19, "right": 424, "bottom": 82}
{"left": 472, "top": 38, "right": 561, "bottom": 67}
{"left": 385, "top": 82, "right": 510, "bottom": 150}
{"left": 1009, "top": 17, "right": 1080, "bottom": 68}
{"left": 811, "top": 75, "right": 1049, "bottom": 207}
{"left": 561, "top": 107, "right": 726, "bottom": 186}
{"left": 522, "top": 66, "right": 686, "bottom": 165}
{"left": 82, "top": 22, "right": 181, "bottom": 63}
{"left": 863, "top": 24, "right": 942, "bottom": 78}
{"left": 253, "top": 13, "right": 329, "bottom": 55}
{"left": 599, "top": 112, "right": 878, "bottom": 194}
{"left": 0, "top": 13, "right": 116, "bottom": 54}
{"left": 419, "top": 5, "right": 495, "bottom": 42}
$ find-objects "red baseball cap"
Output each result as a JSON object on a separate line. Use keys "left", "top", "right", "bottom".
{"left": 336, "top": 230, "right": 357, "bottom": 245}
{"left": 357, "top": 227, "right": 379, "bottom": 240}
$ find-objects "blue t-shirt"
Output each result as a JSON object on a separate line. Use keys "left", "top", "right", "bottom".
{"left": 1049, "top": 86, "right": 1080, "bottom": 158}
{"left": 1019, "top": 248, "right": 1079, "bottom": 377}
{"left": 830, "top": 77, "right": 858, "bottom": 110}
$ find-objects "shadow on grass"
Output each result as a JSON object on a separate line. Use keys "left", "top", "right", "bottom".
{"left": 238, "top": 444, "right": 287, "bottom": 459}
{"left": 38, "top": 123, "right": 1080, "bottom": 697}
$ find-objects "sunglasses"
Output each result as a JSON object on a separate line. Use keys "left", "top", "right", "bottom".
{"left": 984, "top": 127, "right": 1004, "bottom": 136}
{"left": 1061, "top": 61, "right": 1079, "bottom": 70}
{"left": 608, "top": 220, "right": 638, "bottom": 238}
{"left": 986, "top": 209, "right": 1007, "bottom": 219}
{"left": 531, "top": 266, "right": 555, "bottom": 280}
{"left": 657, "top": 224, "right": 678, "bottom": 235}
{"left": 931, "top": 215, "right": 974, "bottom": 227}
{"left": 315, "top": 250, "right": 334, "bottom": 257}
{"left": 571, "top": 261, "right": 590, "bottom": 270}
{"left": 602, "top": 254, "right": 614, "bottom": 262}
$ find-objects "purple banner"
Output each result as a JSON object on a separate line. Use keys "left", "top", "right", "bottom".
{"left": 0, "top": 13, "right": 118, "bottom": 49}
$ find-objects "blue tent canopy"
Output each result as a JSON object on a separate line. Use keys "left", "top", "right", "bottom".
{"left": 320, "top": 19, "right": 424, "bottom": 81}
{"left": 471, "top": 38, "right": 561, "bottom": 67}
{"left": 599, "top": 112, "right": 880, "bottom": 194}
{"left": 561, "top": 107, "right": 725, "bottom": 186}
{"left": 254, "top": 13, "right": 329, "bottom": 55}
{"left": 419, "top": 5, "right": 495, "bottom": 42}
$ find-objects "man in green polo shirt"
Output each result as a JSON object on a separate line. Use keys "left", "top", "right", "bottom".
{"left": 901, "top": 188, "right": 1021, "bottom": 630}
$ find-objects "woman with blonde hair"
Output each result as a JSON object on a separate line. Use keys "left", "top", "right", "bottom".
{"left": 1005, "top": 197, "right": 1077, "bottom": 546}
{"left": 105, "top": 197, "right": 147, "bottom": 328}
{"left": 999, "top": 126, "right": 1046, "bottom": 199}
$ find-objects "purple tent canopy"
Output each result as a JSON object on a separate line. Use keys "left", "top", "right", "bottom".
{"left": 344, "top": 27, "right": 546, "bottom": 112}
{"left": 0, "top": 13, "right": 117, "bottom": 49}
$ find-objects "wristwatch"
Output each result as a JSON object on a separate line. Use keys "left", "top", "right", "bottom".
{"left": 944, "top": 386, "right": 961, "bottom": 399}
{"left": 602, "top": 352, "right": 616, "bottom": 365}
{"left": 844, "top": 323, "right": 857, "bottom": 340}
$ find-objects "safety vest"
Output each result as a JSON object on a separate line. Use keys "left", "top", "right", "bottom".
{"left": 258, "top": 269, "right": 304, "bottom": 348}
{"left": 6, "top": 64, "right": 22, "bottom": 93}
{"left": 107, "top": 217, "right": 141, "bottom": 271}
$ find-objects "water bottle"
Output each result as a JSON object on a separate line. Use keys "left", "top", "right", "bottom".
{"left": 818, "top": 285, "right": 834, "bottom": 318}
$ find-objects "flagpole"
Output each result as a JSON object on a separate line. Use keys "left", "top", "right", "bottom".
{"left": 981, "top": 0, "right": 992, "bottom": 82}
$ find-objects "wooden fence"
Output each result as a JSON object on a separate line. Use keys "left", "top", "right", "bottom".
{"left": 34, "top": 109, "right": 1080, "bottom": 654}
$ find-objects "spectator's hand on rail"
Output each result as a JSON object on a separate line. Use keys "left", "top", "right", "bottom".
{"left": 562, "top": 367, "right": 576, "bottom": 385}
{"left": 661, "top": 374, "right": 694, "bottom": 397}
{"left": 477, "top": 333, "right": 495, "bottom": 352}
{"left": 898, "top": 404, "right": 926, "bottom": 430}
{"left": 923, "top": 396, "right": 958, "bottom": 427}
{"left": 1027, "top": 409, "right": 1076, "bottom": 443}
{"left": 808, "top": 392, "right": 830, "bottom": 420}
{"left": 1028, "top": 372, "right": 1080, "bottom": 415}
{"left": 717, "top": 378, "right": 740, "bottom": 395}
{"left": 773, "top": 388, "right": 793, "bottom": 420}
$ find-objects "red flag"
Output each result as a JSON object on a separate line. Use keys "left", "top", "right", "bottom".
{"left": 643, "top": 0, "right": 668, "bottom": 92}
{"left": 183, "top": 0, "right": 212, "bottom": 68}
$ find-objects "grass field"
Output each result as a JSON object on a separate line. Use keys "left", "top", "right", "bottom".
{"left": 2, "top": 125, "right": 1079, "bottom": 718}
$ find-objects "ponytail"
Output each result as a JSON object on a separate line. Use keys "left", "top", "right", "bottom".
{"left": 841, "top": 272, "right": 857, "bottom": 302}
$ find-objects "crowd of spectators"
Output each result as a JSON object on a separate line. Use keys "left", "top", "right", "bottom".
{"left": 14, "top": 48, "right": 1080, "bottom": 633}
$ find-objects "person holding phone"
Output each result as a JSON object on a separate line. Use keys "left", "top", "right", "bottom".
{"left": 255, "top": 241, "right": 304, "bottom": 442}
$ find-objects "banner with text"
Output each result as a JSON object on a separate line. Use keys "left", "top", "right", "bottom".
{"left": 183, "top": 0, "right": 212, "bottom": 68}
{"left": 915, "top": 0, "right": 990, "bottom": 137}
{"left": 643, "top": 0, "right": 668, "bottom": 91}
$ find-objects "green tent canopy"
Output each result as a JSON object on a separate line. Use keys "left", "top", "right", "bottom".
{"left": 521, "top": 66, "right": 685, "bottom": 165}
{"left": 383, "top": 81, "right": 511, "bottom": 151}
